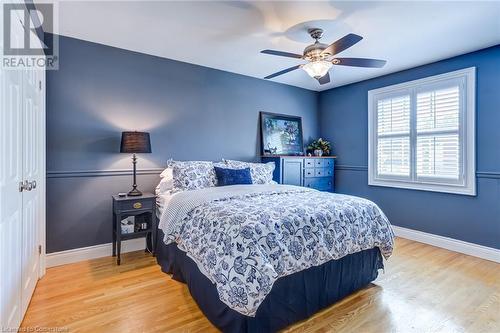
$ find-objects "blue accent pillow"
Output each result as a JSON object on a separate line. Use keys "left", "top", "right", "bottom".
{"left": 214, "top": 167, "right": 253, "bottom": 186}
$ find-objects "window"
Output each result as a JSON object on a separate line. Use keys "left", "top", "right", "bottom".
{"left": 368, "top": 68, "right": 476, "bottom": 195}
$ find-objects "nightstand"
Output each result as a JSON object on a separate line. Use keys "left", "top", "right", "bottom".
{"left": 112, "top": 193, "right": 157, "bottom": 265}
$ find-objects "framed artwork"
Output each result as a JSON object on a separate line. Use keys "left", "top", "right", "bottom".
{"left": 260, "top": 112, "right": 304, "bottom": 156}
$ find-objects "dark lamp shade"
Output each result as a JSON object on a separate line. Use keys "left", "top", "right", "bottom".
{"left": 120, "top": 131, "right": 152, "bottom": 153}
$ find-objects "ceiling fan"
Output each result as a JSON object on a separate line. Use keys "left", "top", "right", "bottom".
{"left": 261, "top": 28, "right": 386, "bottom": 85}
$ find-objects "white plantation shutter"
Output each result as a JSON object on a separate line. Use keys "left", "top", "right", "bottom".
{"left": 376, "top": 95, "right": 410, "bottom": 176}
{"left": 368, "top": 68, "right": 476, "bottom": 195}
{"left": 416, "top": 86, "right": 460, "bottom": 180}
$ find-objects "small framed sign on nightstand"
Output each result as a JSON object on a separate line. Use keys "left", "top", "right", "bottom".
{"left": 112, "top": 193, "right": 157, "bottom": 265}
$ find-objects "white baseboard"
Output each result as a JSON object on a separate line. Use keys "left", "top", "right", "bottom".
{"left": 392, "top": 226, "right": 500, "bottom": 263}
{"left": 46, "top": 238, "right": 146, "bottom": 268}
{"left": 45, "top": 227, "right": 500, "bottom": 268}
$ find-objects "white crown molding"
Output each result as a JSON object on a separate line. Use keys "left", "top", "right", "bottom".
{"left": 392, "top": 225, "right": 500, "bottom": 263}
{"left": 46, "top": 238, "right": 147, "bottom": 268}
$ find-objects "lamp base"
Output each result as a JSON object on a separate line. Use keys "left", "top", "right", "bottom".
{"left": 127, "top": 154, "right": 142, "bottom": 196}
{"left": 127, "top": 188, "right": 143, "bottom": 197}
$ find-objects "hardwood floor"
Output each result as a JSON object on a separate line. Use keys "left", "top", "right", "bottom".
{"left": 22, "top": 237, "right": 500, "bottom": 333}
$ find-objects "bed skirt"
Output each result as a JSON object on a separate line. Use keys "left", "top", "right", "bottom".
{"left": 156, "top": 230, "right": 383, "bottom": 332}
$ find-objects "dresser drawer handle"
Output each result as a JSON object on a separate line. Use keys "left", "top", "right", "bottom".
{"left": 133, "top": 202, "right": 142, "bottom": 209}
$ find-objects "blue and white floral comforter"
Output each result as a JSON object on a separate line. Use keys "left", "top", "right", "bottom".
{"left": 158, "top": 184, "right": 394, "bottom": 316}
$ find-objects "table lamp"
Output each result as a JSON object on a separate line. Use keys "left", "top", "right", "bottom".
{"left": 120, "top": 131, "right": 151, "bottom": 196}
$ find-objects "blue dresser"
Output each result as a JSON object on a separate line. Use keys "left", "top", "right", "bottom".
{"left": 261, "top": 156, "right": 336, "bottom": 192}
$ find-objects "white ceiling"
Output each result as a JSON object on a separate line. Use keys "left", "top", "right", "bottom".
{"left": 46, "top": 1, "right": 500, "bottom": 91}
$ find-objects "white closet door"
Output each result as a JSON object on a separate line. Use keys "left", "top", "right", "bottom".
{"left": 0, "top": 13, "right": 24, "bottom": 330}
{"left": 1, "top": 5, "right": 45, "bottom": 328}
{"left": 20, "top": 66, "right": 42, "bottom": 315}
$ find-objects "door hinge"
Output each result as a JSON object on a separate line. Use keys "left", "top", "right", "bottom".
{"left": 38, "top": 245, "right": 42, "bottom": 255}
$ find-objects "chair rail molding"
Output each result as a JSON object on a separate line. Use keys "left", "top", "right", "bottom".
{"left": 335, "top": 165, "right": 499, "bottom": 179}
{"left": 47, "top": 168, "right": 164, "bottom": 178}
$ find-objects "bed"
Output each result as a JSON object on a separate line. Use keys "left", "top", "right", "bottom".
{"left": 155, "top": 173, "right": 394, "bottom": 332}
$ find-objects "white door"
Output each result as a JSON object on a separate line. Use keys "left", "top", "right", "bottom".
{"left": 0, "top": 5, "right": 45, "bottom": 328}
{"left": 0, "top": 11, "right": 24, "bottom": 330}
{"left": 20, "top": 66, "right": 43, "bottom": 315}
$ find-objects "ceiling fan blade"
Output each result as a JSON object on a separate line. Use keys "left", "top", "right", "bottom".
{"left": 261, "top": 49, "right": 303, "bottom": 59}
{"left": 317, "top": 72, "right": 330, "bottom": 85}
{"left": 333, "top": 57, "right": 387, "bottom": 68}
{"left": 321, "top": 33, "right": 363, "bottom": 56}
{"left": 264, "top": 65, "right": 302, "bottom": 79}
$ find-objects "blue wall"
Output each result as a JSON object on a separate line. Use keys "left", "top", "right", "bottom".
{"left": 46, "top": 35, "right": 319, "bottom": 253}
{"left": 47, "top": 34, "right": 499, "bottom": 253}
{"left": 319, "top": 45, "right": 500, "bottom": 249}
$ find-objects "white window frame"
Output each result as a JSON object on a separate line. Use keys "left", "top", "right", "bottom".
{"left": 368, "top": 67, "right": 476, "bottom": 196}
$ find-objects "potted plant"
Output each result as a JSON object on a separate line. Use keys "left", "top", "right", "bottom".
{"left": 307, "top": 138, "right": 331, "bottom": 156}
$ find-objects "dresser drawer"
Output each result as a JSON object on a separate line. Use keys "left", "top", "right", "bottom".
{"left": 314, "top": 159, "right": 325, "bottom": 167}
{"left": 318, "top": 178, "right": 334, "bottom": 191}
{"left": 304, "top": 159, "right": 315, "bottom": 168}
{"left": 304, "top": 178, "right": 316, "bottom": 189}
{"left": 324, "top": 158, "right": 334, "bottom": 168}
{"left": 115, "top": 198, "right": 153, "bottom": 212}
{"left": 314, "top": 168, "right": 333, "bottom": 177}
{"left": 304, "top": 168, "right": 315, "bottom": 178}
{"left": 304, "top": 178, "right": 333, "bottom": 191}
{"left": 325, "top": 168, "right": 333, "bottom": 177}
{"left": 314, "top": 168, "right": 325, "bottom": 177}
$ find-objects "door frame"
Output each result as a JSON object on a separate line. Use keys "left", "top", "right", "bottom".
{"left": 38, "top": 68, "right": 46, "bottom": 278}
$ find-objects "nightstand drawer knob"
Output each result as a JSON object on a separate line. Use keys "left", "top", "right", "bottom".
{"left": 133, "top": 202, "right": 142, "bottom": 209}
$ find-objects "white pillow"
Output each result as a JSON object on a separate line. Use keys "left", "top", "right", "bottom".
{"left": 155, "top": 178, "right": 173, "bottom": 195}
{"left": 156, "top": 166, "right": 173, "bottom": 195}
{"left": 223, "top": 159, "right": 276, "bottom": 184}
{"left": 170, "top": 160, "right": 218, "bottom": 193}
{"left": 160, "top": 167, "right": 172, "bottom": 179}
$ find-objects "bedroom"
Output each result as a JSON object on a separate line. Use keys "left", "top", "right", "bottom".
{"left": 0, "top": 1, "right": 499, "bottom": 332}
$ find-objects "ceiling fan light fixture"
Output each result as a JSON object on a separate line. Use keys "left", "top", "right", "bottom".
{"left": 302, "top": 60, "right": 332, "bottom": 79}
{"left": 261, "top": 30, "right": 385, "bottom": 84}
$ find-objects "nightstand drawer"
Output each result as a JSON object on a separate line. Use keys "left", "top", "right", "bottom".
{"left": 116, "top": 198, "right": 153, "bottom": 212}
